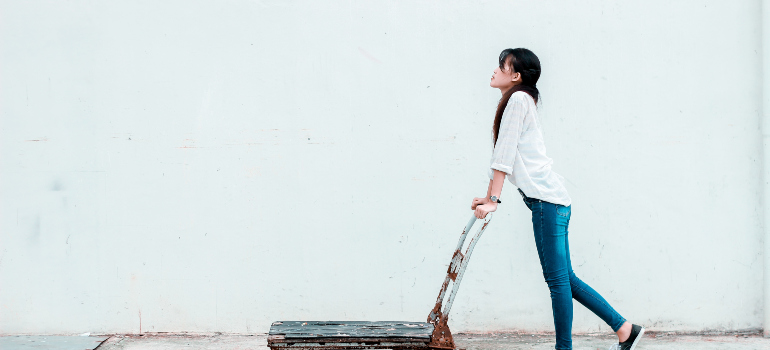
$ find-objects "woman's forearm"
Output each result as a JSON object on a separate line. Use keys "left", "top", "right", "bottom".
{"left": 475, "top": 169, "right": 506, "bottom": 219}
{"left": 487, "top": 169, "right": 505, "bottom": 200}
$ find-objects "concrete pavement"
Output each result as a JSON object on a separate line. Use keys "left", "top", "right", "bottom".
{"left": 86, "top": 331, "right": 770, "bottom": 350}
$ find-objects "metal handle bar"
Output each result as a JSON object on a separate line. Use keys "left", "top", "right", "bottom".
{"left": 427, "top": 212, "right": 494, "bottom": 324}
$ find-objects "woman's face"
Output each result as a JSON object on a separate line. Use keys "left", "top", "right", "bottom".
{"left": 490, "top": 58, "right": 521, "bottom": 92}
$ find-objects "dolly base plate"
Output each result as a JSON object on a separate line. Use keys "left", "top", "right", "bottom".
{"left": 268, "top": 321, "right": 439, "bottom": 350}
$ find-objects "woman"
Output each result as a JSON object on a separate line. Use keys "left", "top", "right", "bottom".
{"left": 469, "top": 48, "right": 645, "bottom": 350}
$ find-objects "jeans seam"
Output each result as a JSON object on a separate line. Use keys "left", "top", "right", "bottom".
{"left": 537, "top": 202, "right": 545, "bottom": 273}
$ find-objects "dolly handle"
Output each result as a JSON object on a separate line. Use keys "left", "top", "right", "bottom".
{"left": 428, "top": 212, "right": 494, "bottom": 324}
{"left": 442, "top": 213, "right": 492, "bottom": 318}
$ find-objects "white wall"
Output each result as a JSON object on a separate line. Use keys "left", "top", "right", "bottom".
{"left": 0, "top": 0, "right": 764, "bottom": 335}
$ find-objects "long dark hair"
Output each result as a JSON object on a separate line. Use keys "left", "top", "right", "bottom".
{"left": 492, "top": 48, "right": 541, "bottom": 146}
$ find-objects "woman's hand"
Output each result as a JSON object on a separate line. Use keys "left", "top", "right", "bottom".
{"left": 474, "top": 202, "right": 497, "bottom": 219}
{"left": 471, "top": 197, "right": 489, "bottom": 210}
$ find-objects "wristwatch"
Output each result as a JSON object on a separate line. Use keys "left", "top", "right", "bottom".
{"left": 490, "top": 195, "right": 501, "bottom": 203}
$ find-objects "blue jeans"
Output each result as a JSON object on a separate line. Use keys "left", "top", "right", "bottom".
{"left": 519, "top": 189, "right": 626, "bottom": 350}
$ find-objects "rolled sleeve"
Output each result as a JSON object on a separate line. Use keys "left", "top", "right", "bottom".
{"left": 488, "top": 94, "right": 526, "bottom": 178}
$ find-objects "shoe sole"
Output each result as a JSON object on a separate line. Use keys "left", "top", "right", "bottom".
{"left": 629, "top": 327, "right": 645, "bottom": 350}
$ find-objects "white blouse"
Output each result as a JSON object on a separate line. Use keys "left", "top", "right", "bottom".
{"left": 487, "top": 91, "right": 572, "bottom": 207}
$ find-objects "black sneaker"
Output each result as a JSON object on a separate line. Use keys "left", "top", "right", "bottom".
{"left": 608, "top": 324, "right": 645, "bottom": 350}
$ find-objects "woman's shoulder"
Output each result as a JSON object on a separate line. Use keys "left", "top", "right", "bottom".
{"left": 511, "top": 90, "right": 535, "bottom": 104}
{"left": 506, "top": 91, "right": 536, "bottom": 112}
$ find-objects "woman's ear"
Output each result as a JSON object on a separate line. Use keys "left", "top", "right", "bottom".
{"left": 512, "top": 72, "right": 521, "bottom": 83}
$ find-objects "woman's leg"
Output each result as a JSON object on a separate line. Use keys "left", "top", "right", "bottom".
{"left": 531, "top": 200, "right": 631, "bottom": 348}
{"left": 530, "top": 201, "right": 573, "bottom": 350}
{"left": 559, "top": 205, "right": 628, "bottom": 334}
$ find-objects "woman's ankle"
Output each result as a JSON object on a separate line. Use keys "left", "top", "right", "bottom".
{"left": 616, "top": 321, "right": 632, "bottom": 342}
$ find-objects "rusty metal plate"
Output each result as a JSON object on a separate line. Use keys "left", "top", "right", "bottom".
{"left": 268, "top": 321, "right": 434, "bottom": 349}
{"left": 268, "top": 341, "right": 430, "bottom": 350}
{"left": 269, "top": 321, "right": 433, "bottom": 340}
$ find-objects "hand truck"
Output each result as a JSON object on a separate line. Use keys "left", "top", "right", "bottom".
{"left": 268, "top": 213, "right": 494, "bottom": 350}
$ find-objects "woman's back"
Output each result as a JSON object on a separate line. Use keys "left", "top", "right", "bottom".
{"left": 488, "top": 91, "right": 571, "bottom": 206}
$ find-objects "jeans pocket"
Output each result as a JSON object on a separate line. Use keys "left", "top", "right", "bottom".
{"left": 556, "top": 205, "right": 570, "bottom": 218}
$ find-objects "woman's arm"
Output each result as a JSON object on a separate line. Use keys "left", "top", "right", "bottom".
{"left": 489, "top": 169, "right": 504, "bottom": 200}
{"left": 472, "top": 94, "right": 527, "bottom": 218}
{"left": 487, "top": 170, "right": 504, "bottom": 200}
{"left": 474, "top": 95, "right": 527, "bottom": 218}
{"left": 475, "top": 169, "right": 505, "bottom": 219}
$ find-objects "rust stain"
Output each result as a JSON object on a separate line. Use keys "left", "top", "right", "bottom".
{"left": 427, "top": 271, "right": 456, "bottom": 349}
{"left": 425, "top": 226, "right": 472, "bottom": 349}
{"left": 427, "top": 318, "right": 455, "bottom": 350}
{"left": 446, "top": 250, "right": 463, "bottom": 281}
{"left": 424, "top": 217, "right": 491, "bottom": 350}
{"left": 428, "top": 277, "right": 449, "bottom": 324}
{"left": 177, "top": 138, "right": 198, "bottom": 148}
{"left": 358, "top": 47, "right": 382, "bottom": 64}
